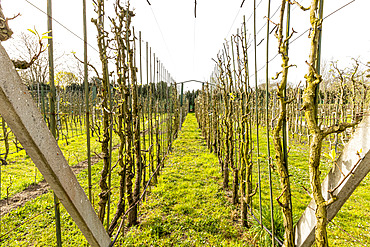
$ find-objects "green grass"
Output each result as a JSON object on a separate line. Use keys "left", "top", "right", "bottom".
{"left": 0, "top": 112, "right": 165, "bottom": 200}
{"left": 121, "top": 113, "right": 254, "bottom": 246}
{"left": 0, "top": 144, "right": 119, "bottom": 246}
{"left": 0, "top": 123, "right": 119, "bottom": 200}
{"left": 1, "top": 112, "right": 368, "bottom": 246}
{"left": 243, "top": 122, "right": 370, "bottom": 246}
{"left": 0, "top": 113, "right": 183, "bottom": 246}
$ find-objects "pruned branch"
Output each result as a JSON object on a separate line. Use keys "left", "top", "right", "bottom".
{"left": 283, "top": 28, "right": 297, "bottom": 48}
{"left": 322, "top": 120, "right": 359, "bottom": 137}
{"left": 276, "top": 186, "right": 289, "bottom": 208}
{"left": 0, "top": 9, "right": 18, "bottom": 41}
{"left": 288, "top": 0, "right": 310, "bottom": 11}
{"left": 264, "top": 16, "right": 279, "bottom": 26}
{"left": 12, "top": 38, "right": 47, "bottom": 69}
{"left": 284, "top": 64, "right": 297, "bottom": 71}
{"left": 328, "top": 156, "right": 363, "bottom": 197}
{"left": 248, "top": 182, "right": 258, "bottom": 198}
{"left": 325, "top": 195, "right": 337, "bottom": 207}
{"left": 272, "top": 70, "right": 283, "bottom": 80}
{"left": 305, "top": 60, "right": 322, "bottom": 85}
{"left": 72, "top": 53, "right": 101, "bottom": 79}
{"left": 302, "top": 186, "right": 313, "bottom": 199}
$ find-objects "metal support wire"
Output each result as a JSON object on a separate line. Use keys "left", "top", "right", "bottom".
{"left": 148, "top": 6, "right": 175, "bottom": 74}
{"left": 248, "top": 0, "right": 356, "bottom": 80}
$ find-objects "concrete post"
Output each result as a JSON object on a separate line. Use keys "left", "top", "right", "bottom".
{"left": 295, "top": 114, "right": 370, "bottom": 246}
{"left": 0, "top": 44, "right": 111, "bottom": 246}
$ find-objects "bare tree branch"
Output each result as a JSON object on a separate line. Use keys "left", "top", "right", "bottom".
{"left": 322, "top": 120, "right": 359, "bottom": 137}
{"left": 72, "top": 53, "right": 101, "bottom": 79}
{"left": 288, "top": 0, "right": 310, "bottom": 11}
{"left": 0, "top": 7, "right": 17, "bottom": 41}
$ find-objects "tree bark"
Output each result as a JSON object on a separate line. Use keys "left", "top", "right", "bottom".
{"left": 92, "top": 0, "right": 111, "bottom": 223}
{"left": 271, "top": 1, "right": 295, "bottom": 245}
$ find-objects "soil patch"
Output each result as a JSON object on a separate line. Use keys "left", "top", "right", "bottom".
{"left": 0, "top": 145, "right": 118, "bottom": 216}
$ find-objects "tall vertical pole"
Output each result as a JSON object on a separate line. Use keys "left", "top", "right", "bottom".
{"left": 149, "top": 48, "right": 153, "bottom": 182}
{"left": 144, "top": 41, "right": 149, "bottom": 201}
{"left": 0, "top": 141, "right": 1, "bottom": 236}
{"left": 231, "top": 35, "right": 238, "bottom": 173}
{"left": 82, "top": 0, "right": 91, "bottom": 202}
{"left": 314, "top": 0, "right": 324, "bottom": 120}
{"left": 106, "top": 78, "right": 113, "bottom": 231}
{"left": 253, "top": 0, "right": 263, "bottom": 226}
{"left": 160, "top": 61, "right": 164, "bottom": 157}
{"left": 231, "top": 36, "right": 237, "bottom": 88}
{"left": 265, "top": 0, "right": 275, "bottom": 244}
{"left": 283, "top": 0, "right": 290, "bottom": 185}
{"left": 105, "top": 7, "right": 113, "bottom": 231}
{"left": 139, "top": 32, "right": 146, "bottom": 201}
{"left": 47, "top": 2, "right": 56, "bottom": 137}
{"left": 47, "top": 0, "right": 62, "bottom": 246}
{"left": 156, "top": 57, "right": 160, "bottom": 158}
{"left": 180, "top": 82, "right": 184, "bottom": 130}
{"left": 242, "top": 15, "right": 253, "bottom": 212}
{"left": 153, "top": 53, "right": 155, "bottom": 84}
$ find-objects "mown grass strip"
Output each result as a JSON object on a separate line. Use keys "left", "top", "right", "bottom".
{"left": 122, "top": 113, "right": 255, "bottom": 246}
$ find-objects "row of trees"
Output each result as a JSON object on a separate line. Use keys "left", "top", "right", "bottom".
{"left": 89, "top": 0, "right": 187, "bottom": 237}
{"left": 1, "top": 0, "right": 187, "bottom": 244}
{"left": 195, "top": 1, "right": 368, "bottom": 246}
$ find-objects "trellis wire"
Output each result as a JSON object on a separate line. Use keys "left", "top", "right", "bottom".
{"left": 194, "top": 0, "right": 367, "bottom": 246}
{"left": 0, "top": 0, "right": 366, "bottom": 245}
{"left": 1, "top": 1, "right": 185, "bottom": 245}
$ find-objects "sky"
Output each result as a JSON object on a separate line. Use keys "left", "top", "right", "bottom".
{"left": 1, "top": 0, "right": 369, "bottom": 92}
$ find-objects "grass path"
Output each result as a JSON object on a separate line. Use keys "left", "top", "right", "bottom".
{"left": 122, "top": 113, "right": 254, "bottom": 246}
{"left": 2, "top": 113, "right": 367, "bottom": 246}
